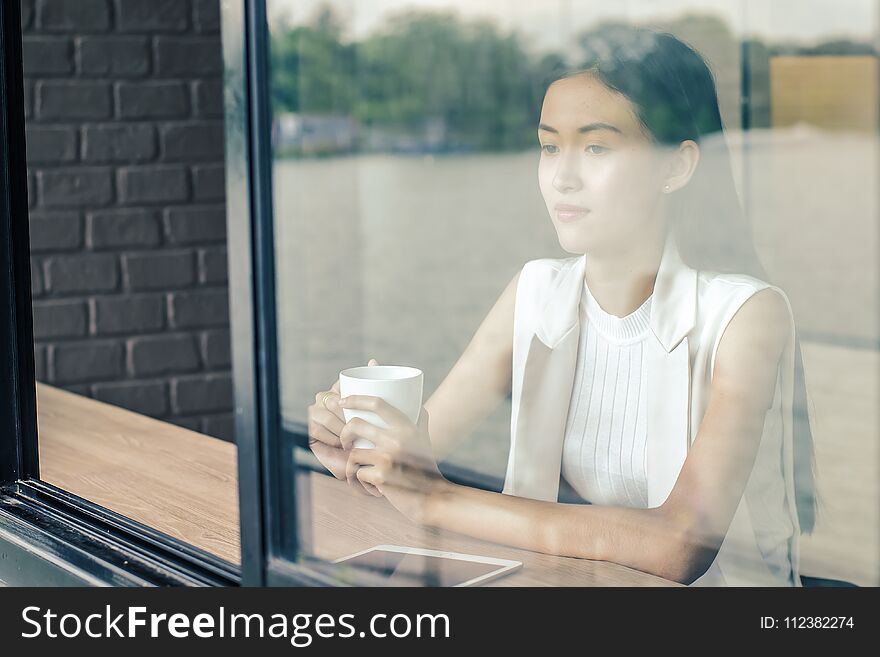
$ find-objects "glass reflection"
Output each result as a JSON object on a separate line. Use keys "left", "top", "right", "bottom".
{"left": 267, "top": 1, "right": 879, "bottom": 587}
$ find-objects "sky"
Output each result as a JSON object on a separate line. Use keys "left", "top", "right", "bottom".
{"left": 268, "top": 0, "right": 879, "bottom": 50}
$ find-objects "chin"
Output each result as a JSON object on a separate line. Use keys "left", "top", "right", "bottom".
{"left": 553, "top": 226, "right": 593, "bottom": 256}
{"left": 557, "top": 240, "right": 590, "bottom": 256}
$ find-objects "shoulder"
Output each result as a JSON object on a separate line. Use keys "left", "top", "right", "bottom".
{"left": 511, "top": 255, "right": 582, "bottom": 334}
{"left": 518, "top": 255, "right": 581, "bottom": 289}
{"left": 703, "top": 273, "right": 793, "bottom": 396}
{"left": 699, "top": 271, "right": 793, "bottom": 329}
{"left": 521, "top": 255, "right": 579, "bottom": 276}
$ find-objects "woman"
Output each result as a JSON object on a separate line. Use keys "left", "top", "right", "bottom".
{"left": 307, "top": 27, "right": 818, "bottom": 586}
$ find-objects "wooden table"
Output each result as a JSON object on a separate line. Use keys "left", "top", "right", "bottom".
{"left": 36, "top": 383, "right": 679, "bottom": 586}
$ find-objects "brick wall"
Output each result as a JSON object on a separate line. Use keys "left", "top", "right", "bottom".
{"left": 22, "top": 0, "right": 234, "bottom": 441}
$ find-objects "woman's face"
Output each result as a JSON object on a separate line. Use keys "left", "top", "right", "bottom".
{"left": 537, "top": 73, "right": 669, "bottom": 255}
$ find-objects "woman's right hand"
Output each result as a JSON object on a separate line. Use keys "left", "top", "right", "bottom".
{"left": 307, "top": 359, "right": 380, "bottom": 496}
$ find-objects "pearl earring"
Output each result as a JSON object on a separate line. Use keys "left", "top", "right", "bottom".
{"left": 664, "top": 184, "right": 670, "bottom": 192}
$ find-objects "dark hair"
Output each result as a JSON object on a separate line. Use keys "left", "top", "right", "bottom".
{"left": 547, "top": 25, "right": 818, "bottom": 534}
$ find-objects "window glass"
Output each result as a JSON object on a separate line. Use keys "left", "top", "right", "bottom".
{"left": 24, "top": 0, "right": 240, "bottom": 567}
{"left": 269, "top": 0, "right": 879, "bottom": 586}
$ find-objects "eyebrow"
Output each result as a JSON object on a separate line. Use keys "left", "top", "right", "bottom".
{"left": 538, "top": 122, "right": 623, "bottom": 135}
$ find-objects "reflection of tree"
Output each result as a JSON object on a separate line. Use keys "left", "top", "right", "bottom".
{"left": 271, "top": 9, "right": 561, "bottom": 151}
{"left": 269, "top": 8, "right": 877, "bottom": 153}
{"left": 355, "top": 12, "right": 544, "bottom": 149}
{"left": 270, "top": 6, "right": 356, "bottom": 115}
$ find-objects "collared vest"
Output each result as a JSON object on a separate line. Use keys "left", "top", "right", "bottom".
{"left": 502, "top": 231, "right": 802, "bottom": 586}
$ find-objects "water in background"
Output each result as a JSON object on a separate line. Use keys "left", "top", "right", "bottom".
{"left": 274, "top": 127, "right": 877, "bottom": 459}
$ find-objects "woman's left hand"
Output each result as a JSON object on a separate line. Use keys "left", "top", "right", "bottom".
{"left": 338, "top": 395, "right": 448, "bottom": 525}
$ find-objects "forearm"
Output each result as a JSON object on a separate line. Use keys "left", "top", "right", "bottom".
{"left": 425, "top": 481, "right": 585, "bottom": 557}
{"left": 426, "top": 482, "right": 699, "bottom": 583}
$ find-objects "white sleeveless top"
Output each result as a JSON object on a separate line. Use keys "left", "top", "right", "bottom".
{"left": 503, "top": 231, "right": 802, "bottom": 586}
{"left": 560, "top": 281, "right": 653, "bottom": 508}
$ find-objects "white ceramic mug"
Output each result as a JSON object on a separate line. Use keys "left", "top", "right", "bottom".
{"left": 338, "top": 365, "right": 424, "bottom": 449}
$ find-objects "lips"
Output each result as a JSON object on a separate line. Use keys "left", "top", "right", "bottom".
{"left": 555, "top": 203, "right": 590, "bottom": 221}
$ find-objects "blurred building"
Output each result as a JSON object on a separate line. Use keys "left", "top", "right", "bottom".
{"left": 272, "top": 112, "right": 358, "bottom": 155}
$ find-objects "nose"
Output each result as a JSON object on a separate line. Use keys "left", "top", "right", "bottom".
{"left": 552, "top": 151, "right": 583, "bottom": 194}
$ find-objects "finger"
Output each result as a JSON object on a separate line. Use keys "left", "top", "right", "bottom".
{"left": 356, "top": 468, "right": 382, "bottom": 497}
{"left": 312, "top": 406, "right": 345, "bottom": 438}
{"left": 322, "top": 391, "right": 346, "bottom": 424}
{"left": 339, "top": 417, "right": 379, "bottom": 451}
{"left": 356, "top": 463, "right": 385, "bottom": 493}
{"left": 309, "top": 440, "right": 348, "bottom": 479}
{"left": 308, "top": 420, "right": 343, "bottom": 449}
{"left": 338, "top": 395, "right": 409, "bottom": 428}
{"left": 356, "top": 457, "right": 416, "bottom": 493}
{"left": 331, "top": 379, "right": 340, "bottom": 393}
{"left": 345, "top": 448, "right": 381, "bottom": 496}
{"left": 340, "top": 417, "right": 399, "bottom": 453}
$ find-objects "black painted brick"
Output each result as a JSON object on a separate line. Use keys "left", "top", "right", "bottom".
{"left": 115, "top": 0, "right": 189, "bottom": 33}
{"left": 53, "top": 340, "right": 123, "bottom": 384}
{"left": 78, "top": 36, "right": 151, "bottom": 76}
{"left": 87, "top": 208, "right": 160, "bottom": 249}
{"left": 92, "top": 294, "right": 165, "bottom": 335}
{"left": 200, "top": 328, "right": 230, "bottom": 369}
{"left": 116, "top": 81, "right": 189, "bottom": 119}
{"left": 197, "top": 246, "right": 226, "bottom": 284}
{"left": 192, "top": 79, "right": 222, "bottom": 118}
{"left": 191, "top": 164, "right": 225, "bottom": 201}
{"left": 163, "top": 205, "right": 225, "bottom": 244}
{"left": 34, "top": 344, "right": 47, "bottom": 380}
{"left": 30, "top": 257, "right": 44, "bottom": 297}
{"left": 38, "top": 0, "right": 111, "bottom": 33}
{"left": 171, "top": 372, "right": 232, "bottom": 414}
{"left": 22, "top": 36, "right": 73, "bottom": 75}
{"left": 159, "top": 122, "right": 224, "bottom": 162}
{"left": 201, "top": 413, "right": 234, "bottom": 441}
{"left": 32, "top": 298, "right": 88, "bottom": 339}
{"left": 45, "top": 253, "right": 118, "bottom": 293}
{"left": 82, "top": 123, "right": 156, "bottom": 163}
{"left": 92, "top": 379, "right": 169, "bottom": 416}
{"left": 166, "top": 415, "right": 201, "bottom": 432}
{"left": 154, "top": 37, "right": 222, "bottom": 76}
{"left": 167, "top": 288, "right": 228, "bottom": 328}
{"left": 127, "top": 333, "right": 200, "bottom": 376}
{"left": 193, "top": 0, "right": 220, "bottom": 34}
{"left": 26, "top": 125, "right": 77, "bottom": 163}
{"left": 36, "top": 80, "right": 112, "bottom": 120}
{"left": 29, "top": 211, "right": 82, "bottom": 252}
{"left": 38, "top": 168, "right": 113, "bottom": 207}
{"left": 22, "top": 0, "right": 35, "bottom": 31}
{"left": 122, "top": 250, "right": 196, "bottom": 291}
{"left": 117, "top": 165, "right": 188, "bottom": 204}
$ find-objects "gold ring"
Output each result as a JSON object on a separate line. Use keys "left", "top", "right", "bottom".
{"left": 320, "top": 392, "right": 334, "bottom": 409}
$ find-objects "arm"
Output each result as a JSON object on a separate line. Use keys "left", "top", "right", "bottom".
{"left": 423, "top": 270, "right": 520, "bottom": 461}
{"left": 425, "top": 288, "right": 793, "bottom": 584}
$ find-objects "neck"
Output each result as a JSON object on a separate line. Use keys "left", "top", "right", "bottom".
{"left": 584, "top": 226, "right": 667, "bottom": 318}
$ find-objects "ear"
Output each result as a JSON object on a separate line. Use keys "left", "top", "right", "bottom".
{"left": 662, "top": 139, "right": 700, "bottom": 193}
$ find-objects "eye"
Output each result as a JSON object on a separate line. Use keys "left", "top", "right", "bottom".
{"left": 540, "top": 144, "right": 559, "bottom": 155}
{"left": 586, "top": 144, "right": 608, "bottom": 155}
